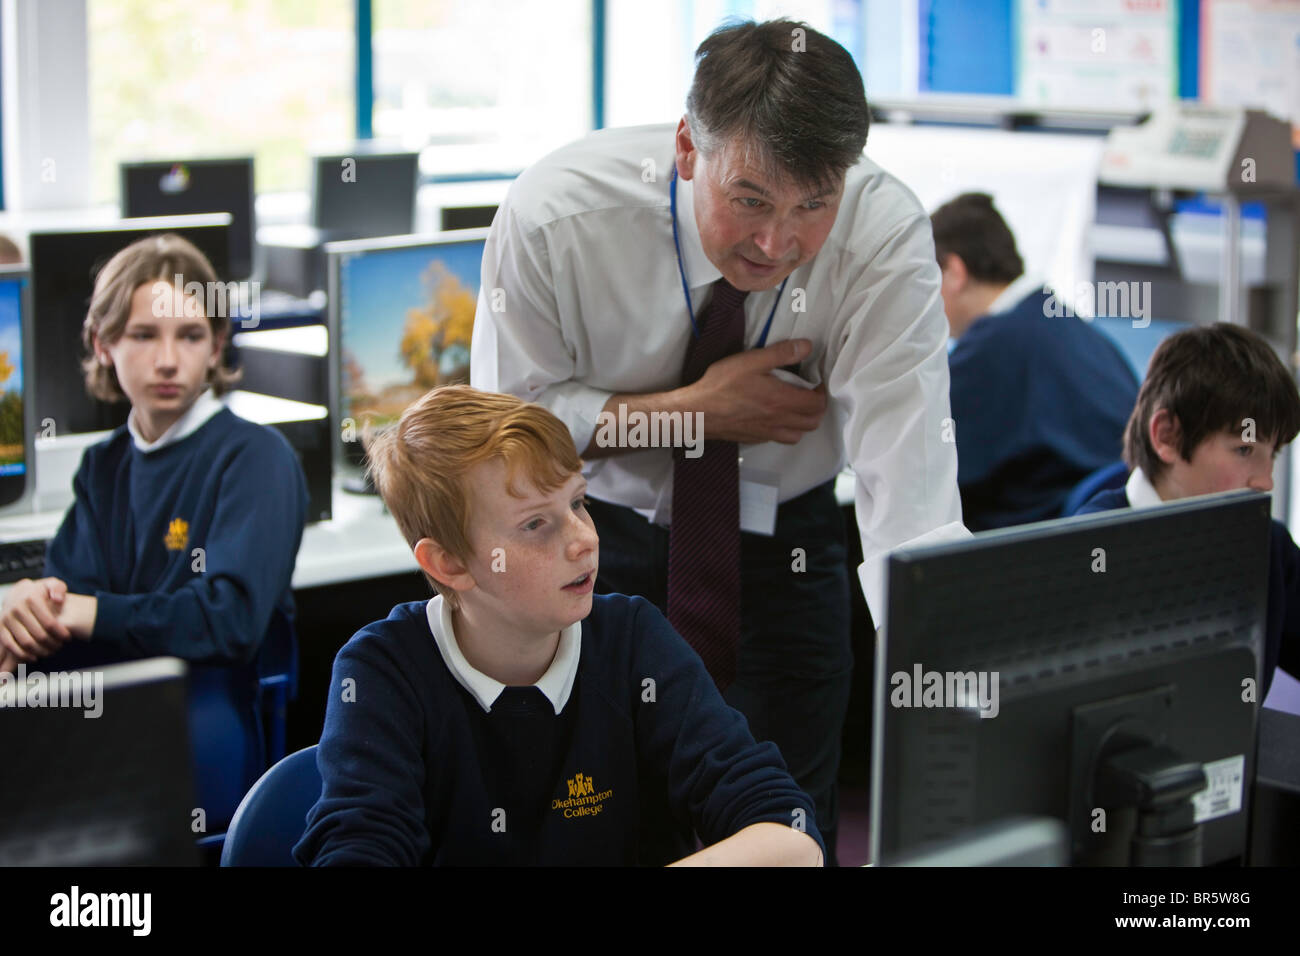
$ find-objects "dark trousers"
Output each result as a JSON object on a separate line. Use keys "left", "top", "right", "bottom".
{"left": 586, "top": 480, "right": 853, "bottom": 865}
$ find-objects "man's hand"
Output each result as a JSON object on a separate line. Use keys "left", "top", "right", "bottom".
{"left": 0, "top": 577, "right": 71, "bottom": 664}
{"left": 683, "top": 338, "right": 827, "bottom": 445}
{"left": 57, "top": 594, "right": 98, "bottom": 640}
{"left": 581, "top": 338, "right": 828, "bottom": 458}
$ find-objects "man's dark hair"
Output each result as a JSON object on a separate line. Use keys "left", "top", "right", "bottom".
{"left": 685, "top": 18, "right": 869, "bottom": 193}
{"left": 1123, "top": 323, "right": 1300, "bottom": 480}
{"left": 929, "top": 192, "right": 1023, "bottom": 285}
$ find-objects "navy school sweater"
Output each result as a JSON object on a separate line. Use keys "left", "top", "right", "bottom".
{"left": 41, "top": 407, "right": 308, "bottom": 669}
{"left": 294, "top": 593, "right": 824, "bottom": 866}
{"left": 1077, "top": 486, "right": 1300, "bottom": 699}
{"left": 949, "top": 289, "right": 1139, "bottom": 531}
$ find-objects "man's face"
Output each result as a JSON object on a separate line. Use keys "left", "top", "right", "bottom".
{"left": 459, "top": 461, "right": 599, "bottom": 638}
{"left": 1159, "top": 425, "right": 1278, "bottom": 499}
{"left": 98, "top": 282, "right": 221, "bottom": 440}
{"left": 676, "top": 120, "right": 844, "bottom": 292}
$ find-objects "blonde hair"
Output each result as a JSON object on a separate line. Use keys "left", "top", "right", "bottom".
{"left": 366, "top": 385, "right": 584, "bottom": 607}
{"left": 81, "top": 233, "right": 241, "bottom": 402}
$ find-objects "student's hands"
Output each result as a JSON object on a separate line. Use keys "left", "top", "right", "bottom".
{"left": 668, "top": 821, "right": 824, "bottom": 867}
{"left": 682, "top": 339, "right": 828, "bottom": 445}
{"left": 0, "top": 577, "right": 72, "bottom": 664}
{"left": 0, "top": 647, "right": 16, "bottom": 674}
{"left": 56, "top": 594, "right": 98, "bottom": 640}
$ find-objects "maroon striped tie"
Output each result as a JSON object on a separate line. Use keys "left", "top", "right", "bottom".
{"left": 667, "top": 278, "right": 748, "bottom": 690}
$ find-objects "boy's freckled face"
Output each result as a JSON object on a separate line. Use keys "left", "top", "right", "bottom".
{"left": 461, "top": 460, "right": 599, "bottom": 634}
{"left": 99, "top": 282, "right": 221, "bottom": 437}
{"left": 1164, "top": 430, "right": 1278, "bottom": 499}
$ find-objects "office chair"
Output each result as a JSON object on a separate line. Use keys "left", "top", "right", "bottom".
{"left": 1061, "top": 460, "right": 1129, "bottom": 517}
{"left": 221, "top": 745, "right": 321, "bottom": 867}
{"left": 194, "top": 616, "right": 300, "bottom": 854}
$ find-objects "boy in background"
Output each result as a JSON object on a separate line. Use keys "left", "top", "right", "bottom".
{"left": 933, "top": 192, "right": 1139, "bottom": 530}
{"left": 1076, "top": 323, "right": 1300, "bottom": 697}
{"left": 295, "top": 385, "right": 823, "bottom": 866}
{"left": 0, "top": 234, "right": 308, "bottom": 824}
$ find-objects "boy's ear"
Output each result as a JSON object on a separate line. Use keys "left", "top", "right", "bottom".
{"left": 413, "top": 538, "right": 476, "bottom": 598}
{"left": 940, "top": 253, "right": 968, "bottom": 290}
{"left": 91, "top": 333, "right": 112, "bottom": 367}
{"left": 1149, "top": 408, "right": 1184, "bottom": 464}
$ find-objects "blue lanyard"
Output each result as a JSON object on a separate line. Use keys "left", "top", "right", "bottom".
{"left": 670, "top": 167, "right": 787, "bottom": 346}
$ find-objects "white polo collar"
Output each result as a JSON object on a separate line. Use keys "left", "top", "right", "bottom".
{"left": 987, "top": 272, "right": 1045, "bottom": 317}
{"left": 128, "top": 388, "right": 223, "bottom": 453}
{"left": 1125, "top": 466, "right": 1166, "bottom": 509}
{"left": 425, "top": 594, "right": 581, "bottom": 715}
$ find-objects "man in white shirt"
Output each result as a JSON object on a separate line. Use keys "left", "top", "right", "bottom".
{"left": 471, "top": 18, "right": 965, "bottom": 863}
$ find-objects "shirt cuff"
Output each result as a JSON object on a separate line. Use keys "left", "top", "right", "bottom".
{"left": 857, "top": 521, "right": 973, "bottom": 627}
{"left": 542, "top": 381, "right": 615, "bottom": 457}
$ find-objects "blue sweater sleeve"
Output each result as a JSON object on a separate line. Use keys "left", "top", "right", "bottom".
{"left": 88, "top": 434, "right": 306, "bottom": 664}
{"left": 44, "top": 452, "right": 113, "bottom": 594}
{"left": 294, "top": 630, "right": 432, "bottom": 867}
{"left": 628, "top": 598, "right": 825, "bottom": 857}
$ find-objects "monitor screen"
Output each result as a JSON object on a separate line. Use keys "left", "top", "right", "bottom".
{"left": 328, "top": 231, "right": 487, "bottom": 469}
{"left": 312, "top": 152, "right": 419, "bottom": 240}
{"left": 0, "top": 274, "right": 27, "bottom": 481}
{"left": 874, "top": 491, "right": 1272, "bottom": 867}
{"left": 121, "top": 158, "right": 255, "bottom": 279}
{"left": 30, "top": 217, "right": 232, "bottom": 436}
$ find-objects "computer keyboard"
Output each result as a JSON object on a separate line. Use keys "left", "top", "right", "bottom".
{"left": 0, "top": 539, "right": 48, "bottom": 584}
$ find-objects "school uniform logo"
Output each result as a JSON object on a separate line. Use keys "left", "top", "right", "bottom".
{"left": 164, "top": 518, "right": 189, "bottom": 551}
{"left": 552, "top": 771, "right": 614, "bottom": 819}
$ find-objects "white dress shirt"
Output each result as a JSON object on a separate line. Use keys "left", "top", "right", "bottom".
{"left": 470, "top": 123, "right": 968, "bottom": 625}
{"left": 425, "top": 594, "right": 581, "bottom": 715}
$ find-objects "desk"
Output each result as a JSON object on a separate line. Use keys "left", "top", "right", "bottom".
{"left": 0, "top": 477, "right": 416, "bottom": 601}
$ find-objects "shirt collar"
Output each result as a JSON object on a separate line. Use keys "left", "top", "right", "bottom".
{"left": 674, "top": 171, "right": 722, "bottom": 291}
{"left": 1125, "top": 466, "right": 1166, "bottom": 509}
{"left": 128, "top": 388, "right": 223, "bottom": 453}
{"left": 986, "top": 272, "right": 1045, "bottom": 316}
{"left": 425, "top": 594, "right": 581, "bottom": 715}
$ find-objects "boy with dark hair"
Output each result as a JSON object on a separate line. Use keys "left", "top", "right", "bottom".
{"left": 294, "top": 385, "right": 824, "bottom": 866}
{"left": 932, "top": 191, "right": 1140, "bottom": 530}
{"left": 1077, "top": 323, "right": 1300, "bottom": 696}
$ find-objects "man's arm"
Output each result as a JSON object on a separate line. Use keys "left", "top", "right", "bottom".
{"left": 470, "top": 191, "right": 827, "bottom": 460}
{"left": 828, "top": 209, "right": 971, "bottom": 626}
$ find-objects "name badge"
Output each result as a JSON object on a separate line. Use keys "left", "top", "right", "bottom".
{"left": 739, "top": 464, "right": 780, "bottom": 536}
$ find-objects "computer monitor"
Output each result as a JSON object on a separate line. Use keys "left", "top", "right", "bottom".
{"left": 0, "top": 267, "right": 36, "bottom": 514}
{"left": 311, "top": 150, "right": 419, "bottom": 241}
{"left": 120, "top": 157, "right": 256, "bottom": 279}
{"left": 872, "top": 491, "right": 1272, "bottom": 867}
{"left": 0, "top": 657, "right": 198, "bottom": 865}
{"left": 29, "top": 214, "right": 232, "bottom": 436}
{"left": 326, "top": 230, "right": 488, "bottom": 489}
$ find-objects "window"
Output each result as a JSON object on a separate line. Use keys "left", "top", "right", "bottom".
{"left": 88, "top": 0, "right": 353, "bottom": 202}
{"left": 371, "top": 0, "right": 592, "bottom": 177}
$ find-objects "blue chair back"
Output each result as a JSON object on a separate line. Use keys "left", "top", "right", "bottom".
{"left": 1062, "top": 460, "right": 1129, "bottom": 517}
{"left": 192, "top": 614, "right": 299, "bottom": 845}
{"left": 220, "top": 745, "right": 321, "bottom": 866}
